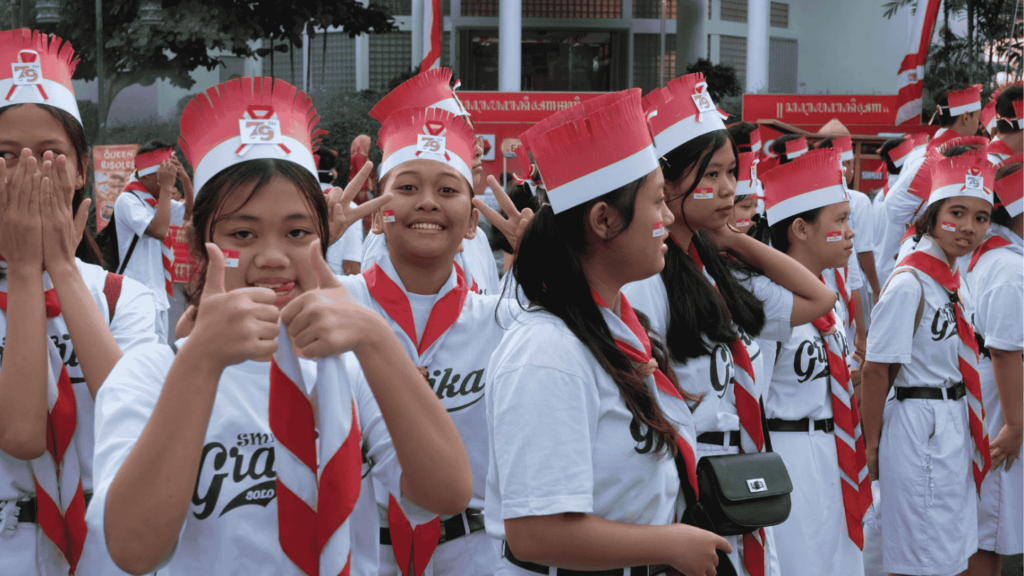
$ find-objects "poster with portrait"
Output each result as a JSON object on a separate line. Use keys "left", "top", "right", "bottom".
{"left": 92, "top": 144, "right": 138, "bottom": 231}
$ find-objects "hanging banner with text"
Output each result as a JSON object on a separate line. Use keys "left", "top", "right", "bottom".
{"left": 743, "top": 94, "right": 899, "bottom": 132}
{"left": 92, "top": 144, "right": 138, "bottom": 232}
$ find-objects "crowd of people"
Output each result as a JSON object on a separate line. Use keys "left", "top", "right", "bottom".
{"left": 0, "top": 26, "right": 1020, "bottom": 576}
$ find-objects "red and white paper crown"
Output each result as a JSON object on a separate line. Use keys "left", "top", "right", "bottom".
{"left": 944, "top": 84, "right": 982, "bottom": 116}
{"left": 521, "top": 88, "right": 658, "bottom": 214}
{"left": 735, "top": 151, "right": 762, "bottom": 198}
{"left": 830, "top": 136, "right": 854, "bottom": 162}
{"left": 995, "top": 153, "right": 1023, "bottom": 218}
{"left": 642, "top": 72, "right": 729, "bottom": 156}
{"left": 981, "top": 89, "right": 1000, "bottom": 133}
{"left": 1000, "top": 98, "right": 1023, "bottom": 131}
{"left": 178, "top": 77, "right": 323, "bottom": 194}
{"left": 781, "top": 136, "right": 808, "bottom": 160}
{"left": 760, "top": 148, "right": 848, "bottom": 224}
{"left": 369, "top": 67, "right": 467, "bottom": 123}
{"left": 747, "top": 126, "right": 762, "bottom": 154}
{"left": 134, "top": 147, "right": 175, "bottom": 177}
{"left": 906, "top": 136, "right": 987, "bottom": 203}
{"left": 0, "top": 29, "right": 80, "bottom": 124}
{"left": 888, "top": 132, "right": 928, "bottom": 167}
{"left": 927, "top": 148, "right": 995, "bottom": 207}
{"left": 377, "top": 106, "right": 476, "bottom": 185}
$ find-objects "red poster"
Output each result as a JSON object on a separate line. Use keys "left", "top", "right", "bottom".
{"left": 169, "top": 224, "right": 195, "bottom": 284}
{"left": 92, "top": 144, "right": 138, "bottom": 231}
{"left": 743, "top": 94, "right": 899, "bottom": 131}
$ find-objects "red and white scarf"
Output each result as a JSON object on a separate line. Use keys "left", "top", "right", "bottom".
{"left": 968, "top": 234, "right": 1012, "bottom": 273}
{"left": 896, "top": 249, "right": 992, "bottom": 492}
{"left": 122, "top": 180, "right": 174, "bottom": 297}
{"left": 832, "top": 267, "right": 856, "bottom": 327}
{"left": 269, "top": 324, "right": 362, "bottom": 575}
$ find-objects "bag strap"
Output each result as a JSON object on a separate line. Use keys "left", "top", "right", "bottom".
{"left": 877, "top": 268, "right": 926, "bottom": 388}
{"left": 116, "top": 191, "right": 147, "bottom": 275}
{"left": 103, "top": 273, "right": 124, "bottom": 323}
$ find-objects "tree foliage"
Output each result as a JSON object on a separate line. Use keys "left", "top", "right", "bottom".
{"left": 685, "top": 58, "right": 743, "bottom": 103}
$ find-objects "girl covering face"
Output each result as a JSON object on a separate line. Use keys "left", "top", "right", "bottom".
{"left": 0, "top": 29, "right": 160, "bottom": 576}
{"left": 84, "top": 78, "right": 472, "bottom": 576}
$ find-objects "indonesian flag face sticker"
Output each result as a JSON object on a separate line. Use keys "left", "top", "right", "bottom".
{"left": 221, "top": 249, "right": 240, "bottom": 268}
{"left": 236, "top": 105, "right": 290, "bottom": 157}
{"left": 941, "top": 222, "right": 957, "bottom": 232}
{"left": 736, "top": 218, "right": 751, "bottom": 228}
{"left": 7, "top": 49, "right": 46, "bottom": 101}
{"left": 653, "top": 221, "right": 666, "bottom": 237}
{"left": 383, "top": 209, "right": 395, "bottom": 223}
{"left": 826, "top": 231, "right": 843, "bottom": 242}
{"left": 692, "top": 187, "right": 714, "bottom": 200}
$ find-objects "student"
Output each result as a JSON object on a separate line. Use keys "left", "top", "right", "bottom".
{"left": 732, "top": 151, "right": 761, "bottom": 232}
{"left": 985, "top": 84, "right": 1022, "bottom": 164}
{"left": 83, "top": 77, "right": 472, "bottom": 576}
{"left": 752, "top": 148, "right": 870, "bottom": 576}
{"left": 486, "top": 87, "right": 731, "bottom": 576}
{"left": 874, "top": 134, "right": 927, "bottom": 285}
{"left": 728, "top": 122, "right": 762, "bottom": 157}
{"left": 622, "top": 73, "right": 839, "bottom": 576}
{"left": 0, "top": 29, "right": 159, "bottom": 575}
{"left": 112, "top": 142, "right": 194, "bottom": 343}
{"left": 963, "top": 157, "right": 1022, "bottom": 576}
{"left": 862, "top": 148, "right": 995, "bottom": 576}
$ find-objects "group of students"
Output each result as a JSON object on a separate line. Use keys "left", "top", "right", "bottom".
{"left": 0, "top": 27, "right": 1020, "bottom": 576}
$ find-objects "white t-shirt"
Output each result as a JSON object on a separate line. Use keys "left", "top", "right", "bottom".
{"left": 361, "top": 227, "right": 500, "bottom": 295}
{"left": 738, "top": 272, "right": 795, "bottom": 343}
{"left": 113, "top": 185, "right": 186, "bottom": 311}
{"left": 326, "top": 203, "right": 364, "bottom": 276}
{"left": 884, "top": 142, "right": 931, "bottom": 227}
{"left": 874, "top": 189, "right": 905, "bottom": 285}
{"left": 0, "top": 259, "right": 158, "bottom": 500}
{"left": 82, "top": 344, "right": 401, "bottom": 576}
{"left": 866, "top": 236, "right": 964, "bottom": 388}
{"left": 849, "top": 189, "right": 876, "bottom": 255}
{"left": 484, "top": 308, "right": 693, "bottom": 542}
{"left": 965, "top": 224, "right": 1024, "bottom": 352}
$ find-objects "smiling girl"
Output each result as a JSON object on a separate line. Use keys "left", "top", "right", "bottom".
{"left": 862, "top": 148, "right": 995, "bottom": 576}
{"left": 83, "top": 78, "right": 471, "bottom": 576}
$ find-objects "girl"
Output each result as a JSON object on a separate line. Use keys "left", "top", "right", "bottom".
{"left": 964, "top": 156, "right": 1023, "bottom": 576}
{"left": 862, "top": 148, "right": 995, "bottom": 576}
{"left": 752, "top": 148, "right": 870, "bottom": 576}
{"left": 486, "top": 88, "right": 731, "bottom": 576}
{"left": 624, "top": 73, "right": 836, "bottom": 576}
{"left": 732, "top": 152, "right": 761, "bottom": 232}
{"left": 83, "top": 77, "right": 472, "bottom": 575}
{"left": 0, "top": 29, "right": 160, "bottom": 575}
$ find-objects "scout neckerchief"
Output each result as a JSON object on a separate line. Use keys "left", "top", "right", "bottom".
{"left": 685, "top": 239, "right": 767, "bottom": 576}
{"left": 896, "top": 248, "right": 992, "bottom": 492}
{"left": 362, "top": 256, "right": 469, "bottom": 576}
{"left": 269, "top": 324, "right": 361, "bottom": 576}
{"left": 592, "top": 290, "right": 700, "bottom": 499}
{"left": 0, "top": 271, "right": 87, "bottom": 573}
{"left": 832, "top": 267, "right": 855, "bottom": 327}
{"left": 122, "top": 179, "right": 175, "bottom": 297}
{"left": 968, "top": 235, "right": 1012, "bottom": 272}
{"left": 810, "top": 288, "right": 872, "bottom": 550}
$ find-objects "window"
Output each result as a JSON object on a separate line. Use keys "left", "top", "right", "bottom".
{"left": 634, "top": 0, "right": 676, "bottom": 19}
{"left": 308, "top": 32, "right": 357, "bottom": 95}
{"left": 770, "top": 2, "right": 789, "bottom": 28}
{"left": 768, "top": 37, "right": 797, "bottom": 93}
{"left": 377, "top": 0, "right": 412, "bottom": 15}
{"left": 719, "top": 35, "right": 747, "bottom": 86}
{"left": 369, "top": 32, "right": 413, "bottom": 91}
{"left": 633, "top": 33, "right": 677, "bottom": 93}
{"left": 462, "top": 0, "right": 623, "bottom": 18}
{"left": 219, "top": 56, "right": 245, "bottom": 83}
{"left": 720, "top": 0, "right": 748, "bottom": 23}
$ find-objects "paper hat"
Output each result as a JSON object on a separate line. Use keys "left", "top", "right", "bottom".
{"left": 827, "top": 136, "right": 854, "bottom": 162}
{"left": 0, "top": 29, "right": 80, "bottom": 124}
{"left": 927, "top": 148, "right": 994, "bottom": 207}
{"left": 888, "top": 133, "right": 928, "bottom": 167}
{"left": 134, "top": 147, "right": 175, "bottom": 177}
{"left": 377, "top": 106, "right": 476, "bottom": 185}
{"left": 760, "top": 148, "right": 848, "bottom": 224}
{"left": 995, "top": 153, "right": 1023, "bottom": 217}
{"left": 981, "top": 89, "right": 1000, "bottom": 133}
{"left": 748, "top": 126, "right": 762, "bottom": 154}
{"left": 937, "top": 135, "right": 990, "bottom": 155}
{"left": 944, "top": 84, "right": 982, "bottom": 116}
{"left": 643, "top": 72, "right": 729, "bottom": 157}
{"left": 779, "top": 136, "right": 808, "bottom": 161}
{"left": 522, "top": 88, "right": 658, "bottom": 214}
{"left": 735, "top": 151, "right": 762, "bottom": 198}
{"left": 178, "top": 77, "right": 323, "bottom": 194}
{"left": 369, "top": 67, "right": 467, "bottom": 123}
{"left": 1000, "top": 99, "right": 1023, "bottom": 131}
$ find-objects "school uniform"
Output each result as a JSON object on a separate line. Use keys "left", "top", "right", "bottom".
{"left": 81, "top": 344, "right": 401, "bottom": 575}
{"left": 361, "top": 227, "right": 499, "bottom": 295}
{"left": 866, "top": 235, "right": 979, "bottom": 575}
{"left": 327, "top": 202, "right": 365, "bottom": 275}
{"left": 0, "top": 260, "right": 158, "bottom": 576}
{"left": 113, "top": 181, "right": 186, "bottom": 343}
{"left": 338, "top": 256, "right": 507, "bottom": 576}
{"left": 965, "top": 223, "right": 1023, "bottom": 555}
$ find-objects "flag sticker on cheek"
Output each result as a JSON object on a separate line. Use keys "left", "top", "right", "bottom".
{"left": 383, "top": 209, "right": 395, "bottom": 223}
{"left": 222, "top": 249, "right": 240, "bottom": 268}
{"left": 941, "top": 221, "right": 957, "bottom": 232}
{"left": 826, "top": 231, "right": 843, "bottom": 242}
{"left": 653, "top": 222, "right": 666, "bottom": 237}
{"left": 736, "top": 218, "right": 751, "bottom": 228}
{"left": 693, "top": 188, "right": 714, "bottom": 200}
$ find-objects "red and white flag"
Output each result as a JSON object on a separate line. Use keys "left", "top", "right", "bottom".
{"left": 420, "top": 0, "right": 442, "bottom": 71}
{"left": 895, "top": 0, "right": 942, "bottom": 125}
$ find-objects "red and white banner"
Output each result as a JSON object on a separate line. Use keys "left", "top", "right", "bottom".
{"left": 895, "top": 0, "right": 942, "bottom": 125}
{"left": 420, "top": 0, "right": 442, "bottom": 71}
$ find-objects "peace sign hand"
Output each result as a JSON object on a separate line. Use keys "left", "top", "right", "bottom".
{"left": 472, "top": 174, "right": 535, "bottom": 253}
{"left": 326, "top": 160, "right": 393, "bottom": 245}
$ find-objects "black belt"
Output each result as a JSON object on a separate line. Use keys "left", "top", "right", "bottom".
{"left": 696, "top": 430, "right": 741, "bottom": 447}
{"left": 381, "top": 508, "right": 484, "bottom": 546}
{"left": 503, "top": 541, "right": 667, "bottom": 576}
{"left": 895, "top": 382, "right": 966, "bottom": 401}
{"left": 766, "top": 417, "right": 835, "bottom": 433}
{"left": 7, "top": 491, "right": 92, "bottom": 524}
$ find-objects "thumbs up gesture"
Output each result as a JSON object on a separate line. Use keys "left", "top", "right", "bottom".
{"left": 191, "top": 243, "right": 281, "bottom": 367}
{"left": 281, "top": 240, "right": 369, "bottom": 359}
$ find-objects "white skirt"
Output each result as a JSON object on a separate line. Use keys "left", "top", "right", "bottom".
{"left": 977, "top": 356, "right": 1023, "bottom": 555}
{"left": 879, "top": 396, "right": 976, "bottom": 575}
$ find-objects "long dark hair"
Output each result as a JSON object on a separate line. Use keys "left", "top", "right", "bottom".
{"left": 766, "top": 207, "right": 824, "bottom": 253}
{"left": 184, "top": 159, "right": 328, "bottom": 309}
{"left": 659, "top": 130, "right": 765, "bottom": 362}
{"left": 514, "top": 173, "right": 691, "bottom": 457}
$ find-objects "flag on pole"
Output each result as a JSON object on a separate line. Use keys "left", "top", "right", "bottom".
{"left": 420, "top": 0, "right": 442, "bottom": 71}
{"left": 895, "top": 0, "right": 942, "bottom": 125}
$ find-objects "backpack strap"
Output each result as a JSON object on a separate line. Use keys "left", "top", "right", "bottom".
{"left": 103, "top": 273, "right": 124, "bottom": 324}
{"left": 116, "top": 191, "right": 148, "bottom": 275}
{"left": 877, "top": 268, "right": 926, "bottom": 388}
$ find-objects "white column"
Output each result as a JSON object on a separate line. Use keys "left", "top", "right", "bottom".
{"left": 498, "top": 0, "right": 521, "bottom": 91}
{"left": 412, "top": 0, "right": 424, "bottom": 69}
{"left": 356, "top": 34, "right": 370, "bottom": 91}
{"left": 674, "top": 0, "right": 705, "bottom": 76}
{"left": 745, "top": 0, "right": 769, "bottom": 93}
